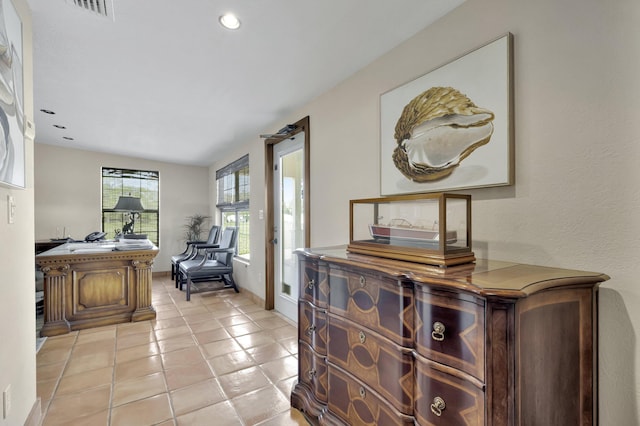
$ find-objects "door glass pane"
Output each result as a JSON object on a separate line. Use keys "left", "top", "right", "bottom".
{"left": 280, "top": 149, "right": 304, "bottom": 298}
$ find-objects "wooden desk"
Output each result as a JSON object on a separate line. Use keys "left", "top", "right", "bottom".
{"left": 35, "top": 239, "right": 68, "bottom": 255}
{"left": 36, "top": 242, "right": 158, "bottom": 337}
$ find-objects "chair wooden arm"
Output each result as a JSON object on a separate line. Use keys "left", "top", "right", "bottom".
{"left": 193, "top": 243, "right": 220, "bottom": 249}
{"left": 177, "top": 240, "right": 207, "bottom": 256}
{"left": 189, "top": 247, "right": 235, "bottom": 270}
{"left": 203, "top": 247, "right": 235, "bottom": 254}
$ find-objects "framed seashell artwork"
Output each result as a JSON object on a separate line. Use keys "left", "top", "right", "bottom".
{"left": 0, "top": 0, "right": 25, "bottom": 189}
{"left": 380, "top": 33, "right": 513, "bottom": 196}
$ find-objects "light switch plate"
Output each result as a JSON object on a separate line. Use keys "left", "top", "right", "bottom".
{"left": 2, "top": 384, "right": 10, "bottom": 419}
{"left": 7, "top": 195, "right": 15, "bottom": 224}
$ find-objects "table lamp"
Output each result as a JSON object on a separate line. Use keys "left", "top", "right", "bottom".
{"left": 113, "top": 195, "right": 145, "bottom": 235}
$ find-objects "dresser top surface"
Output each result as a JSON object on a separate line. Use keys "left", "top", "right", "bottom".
{"left": 297, "top": 246, "right": 609, "bottom": 298}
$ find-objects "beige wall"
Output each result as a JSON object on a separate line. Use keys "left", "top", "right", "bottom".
{"left": 209, "top": 139, "right": 266, "bottom": 300}
{"left": 0, "top": 0, "right": 35, "bottom": 424}
{"left": 34, "top": 144, "right": 210, "bottom": 272}
{"left": 227, "top": 0, "right": 640, "bottom": 423}
{"left": 6, "top": 0, "right": 638, "bottom": 423}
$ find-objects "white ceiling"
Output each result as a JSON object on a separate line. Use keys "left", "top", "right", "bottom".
{"left": 27, "top": 0, "right": 463, "bottom": 166}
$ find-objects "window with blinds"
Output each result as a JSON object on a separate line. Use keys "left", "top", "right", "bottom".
{"left": 216, "top": 155, "right": 249, "bottom": 258}
{"left": 102, "top": 167, "right": 159, "bottom": 244}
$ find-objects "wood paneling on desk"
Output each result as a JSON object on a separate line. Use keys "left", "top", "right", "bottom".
{"left": 36, "top": 242, "right": 158, "bottom": 336}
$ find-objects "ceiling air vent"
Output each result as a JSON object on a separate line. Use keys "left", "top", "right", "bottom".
{"left": 66, "top": 0, "right": 115, "bottom": 21}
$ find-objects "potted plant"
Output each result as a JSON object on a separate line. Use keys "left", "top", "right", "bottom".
{"left": 183, "top": 214, "right": 210, "bottom": 242}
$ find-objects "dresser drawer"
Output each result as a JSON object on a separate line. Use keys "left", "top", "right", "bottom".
{"left": 328, "top": 266, "right": 414, "bottom": 346}
{"left": 414, "top": 355, "right": 485, "bottom": 426}
{"left": 300, "top": 258, "right": 329, "bottom": 308}
{"left": 299, "top": 341, "right": 328, "bottom": 403}
{"left": 328, "top": 365, "right": 414, "bottom": 426}
{"left": 327, "top": 314, "right": 414, "bottom": 414}
{"left": 299, "top": 300, "right": 327, "bottom": 355}
{"left": 414, "top": 285, "right": 485, "bottom": 381}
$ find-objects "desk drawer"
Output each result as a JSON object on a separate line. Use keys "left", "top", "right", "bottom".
{"left": 327, "top": 314, "right": 413, "bottom": 414}
{"left": 328, "top": 365, "right": 414, "bottom": 426}
{"left": 414, "top": 286, "right": 485, "bottom": 381}
{"left": 298, "top": 300, "right": 327, "bottom": 355}
{"left": 328, "top": 266, "right": 414, "bottom": 346}
{"left": 414, "top": 355, "right": 484, "bottom": 426}
{"left": 299, "top": 259, "right": 329, "bottom": 308}
{"left": 299, "top": 341, "right": 328, "bottom": 403}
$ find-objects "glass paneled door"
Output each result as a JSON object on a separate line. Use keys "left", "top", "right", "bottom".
{"left": 273, "top": 135, "right": 304, "bottom": 322}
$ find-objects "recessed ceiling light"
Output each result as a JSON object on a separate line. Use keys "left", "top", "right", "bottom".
{"left": 40, "top": 109, "right": 55, "bottom": 114}
{"left": 53, "top": 124, "right": 66, "bottom": 129}
{"left": 63, "top": 136, "right": 74, "bottom": 141}
{"left": 219, "top": 13, "right": 240, "bottom": 30}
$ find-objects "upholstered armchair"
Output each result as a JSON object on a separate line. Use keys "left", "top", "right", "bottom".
{"left": 177, "top": 227, "right": 239, "bottom": 301}
{"left": 170, "top": 225, "right": 220, "bottom": 284}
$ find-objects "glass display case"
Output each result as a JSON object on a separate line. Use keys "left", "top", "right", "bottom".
{"left": 348, "top": 193, "right": 475, "bottom": 266}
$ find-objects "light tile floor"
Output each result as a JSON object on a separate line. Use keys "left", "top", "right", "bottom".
{"left": 36, "top": 277, "right": 310, "bottom": 426}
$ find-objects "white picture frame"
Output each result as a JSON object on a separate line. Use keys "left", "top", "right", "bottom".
{"left": 380, "top": 33, "right": 513, "bottom": 195}
{"left": 0, "top": 0, "right": 24, "bottom": 189}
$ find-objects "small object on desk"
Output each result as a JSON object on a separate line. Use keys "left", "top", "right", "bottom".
{"left": 85, "top": 231, "right": 107, "bottom": 242}
{"left": 124, "top": 233, "right": 148, "bottom": 239}
{"left": 114, "top": 238, "right": 154, "bottom": 250}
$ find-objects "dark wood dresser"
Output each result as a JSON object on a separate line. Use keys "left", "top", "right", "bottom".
{"left": 291, "top": 247, "right": 609, "bottom": 425}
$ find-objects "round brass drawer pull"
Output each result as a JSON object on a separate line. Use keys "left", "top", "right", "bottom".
{"left": 359, "top": 331, "right": 366, "bottom": 343}
{"left": 431, "top": 321, "right": 445, "bottom": 341}
{"left": 307, "top": 279, "right": 315, "bottom": 290}
{"left": 430, "top": 396, "right": 446, "bottom": 417}
{"left": 359, "top": 275, "right": 366, "bottom": 287}
{"left": 306, "top": 325, "right": 316, "bottom": 336}
{"left": 359, "top": 386, "right": 366, "bottom": 398}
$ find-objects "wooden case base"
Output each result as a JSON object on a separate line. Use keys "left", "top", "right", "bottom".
{"left": 347, "top": 243, "right": 475, "bottom": 267}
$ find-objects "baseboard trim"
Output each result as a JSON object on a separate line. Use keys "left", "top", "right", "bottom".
{"left": 24, "top": 397, "right": 42, "bottom": 426}
{"left": 150, "top": 270, "right": 268, "bottom": 310}
{"left": 239, "top": 287, "right": 266, "bottom": 310}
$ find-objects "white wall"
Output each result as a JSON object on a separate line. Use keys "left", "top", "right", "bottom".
{"left": 0, "top": 0, "right": 35, "bottom": 424}
{"left": 209, "top": 139, "right": 267, "bottom": 300}
{"left": 34, "top": 144, "right": 210, "bottom": 272}
{"left": 11, "top": 0, "right": 638, "bottom": 424}
{"left": 234, "top": 0, "right": 639, "bottom": 423}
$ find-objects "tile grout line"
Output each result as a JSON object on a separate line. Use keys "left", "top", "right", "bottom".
{"left": 39, "top": 331, "right": 79, "bottom": 423}
{"left": 38, "top": 278, "right": 306, "bottom": 425}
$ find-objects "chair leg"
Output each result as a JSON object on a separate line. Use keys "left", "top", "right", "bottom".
{"left": 186, "top": 275, "right": 192, "bottom": 301}
{"left": 175, "top": 263, "right": 182, "bottom": 289}
{"left": 170, "top": 264, "right": 175, "bottom": 280}
{"left": 224, "top": 274, "right": 239, "bottom": 293}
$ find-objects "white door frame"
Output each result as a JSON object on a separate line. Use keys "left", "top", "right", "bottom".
{"left": 264, "top": 116, "right": 310, "bottom": 311}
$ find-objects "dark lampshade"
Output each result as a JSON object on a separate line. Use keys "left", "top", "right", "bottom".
{"left": 114, "top": 196, "right": 145, "bottom": 235}
{"left": 113, "top": 196, "right": 144, "bottom": 212}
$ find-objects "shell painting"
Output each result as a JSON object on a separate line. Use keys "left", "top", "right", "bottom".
{"left": 392, "top": 86, "right": 494, "bottom": 182}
